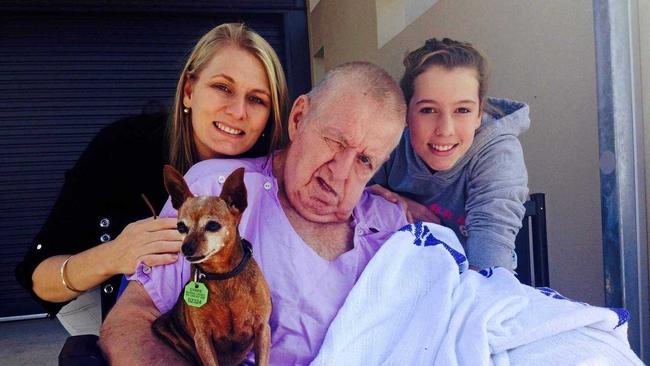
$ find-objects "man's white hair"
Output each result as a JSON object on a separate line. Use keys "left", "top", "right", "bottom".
{"left": 306, "top": 62, "right": 406, "bottom": 127}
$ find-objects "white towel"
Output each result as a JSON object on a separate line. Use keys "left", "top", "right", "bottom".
{"left": 311, "top": 222, "right": 643, "bottom": 366}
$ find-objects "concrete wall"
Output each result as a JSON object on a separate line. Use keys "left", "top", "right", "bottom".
{"left": 639, "top": 0, "right": 650, "bottom": 329}
{"left": 310, "top": 0, "right": 605, "bottom": 304}
{"left": 642, "top": 0, "right": 650, "bottom": 251}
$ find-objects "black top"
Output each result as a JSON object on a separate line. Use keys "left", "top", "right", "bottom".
{"left": 15, "top": 112, "right": 170, "bottom": 317}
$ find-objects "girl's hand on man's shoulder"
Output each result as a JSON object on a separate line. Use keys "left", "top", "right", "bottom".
{"left": 368, "top": 184, "right": 440, "bottom": 224}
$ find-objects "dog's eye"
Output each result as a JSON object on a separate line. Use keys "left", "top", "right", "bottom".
{"left": 205, "top": 220, "right": 221, "bottom": 232}
{"left": 177, "top": 222, "right": 189, "bottom": 234}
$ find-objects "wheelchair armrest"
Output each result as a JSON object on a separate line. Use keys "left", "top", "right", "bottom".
{"left": 58, "top": 334, "right": 107, "bottom": 366}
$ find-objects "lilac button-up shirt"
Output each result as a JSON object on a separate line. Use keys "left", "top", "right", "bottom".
{"left": 131, "top": 156, "right": 407, "bottom": 365}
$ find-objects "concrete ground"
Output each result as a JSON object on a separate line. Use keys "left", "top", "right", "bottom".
{"left": 0, "top": 318, "right": 68, "bottom": 366}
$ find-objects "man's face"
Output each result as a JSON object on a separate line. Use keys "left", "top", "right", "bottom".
{"left": 282, "top": 91, "right": 403, "bottom": 223}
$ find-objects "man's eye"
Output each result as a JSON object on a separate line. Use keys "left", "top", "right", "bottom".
{"left": 457, "top": 107, "right": 471, "bottom": 113}
{"left": 420, "top": 107, "right": 436, "bottom": 114}
{"left": 358, "top": 154, "right": 372, "bottom": 168}
{"left": 177, "top": 222, "right": 189, "bottom": 234}
{"left": 205, "top": 220, "right": 222, "bottom": 232}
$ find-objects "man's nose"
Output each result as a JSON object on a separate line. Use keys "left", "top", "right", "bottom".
{"left": 225, "top": 95, "right": 247, "bottom": 120}
{"left": 434, "top": 113, "right": 454, "bottom": 136}
{"left": 329, "top": 148, "right": 356, "bottom": 181}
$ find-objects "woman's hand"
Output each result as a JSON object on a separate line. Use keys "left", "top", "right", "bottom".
{"left": 106, "top": 217, "right": 184, "bottom": 275}
{"left": 368, "top": 185, "right": 441, "bottom": 224}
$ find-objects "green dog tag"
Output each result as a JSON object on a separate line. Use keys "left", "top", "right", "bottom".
{"left": 183, "top": 281, "right": 208, "bottom": 308}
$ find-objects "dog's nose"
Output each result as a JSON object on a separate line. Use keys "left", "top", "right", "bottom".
{"left": 182, "top": 240, "right": 198, "bottom": 257}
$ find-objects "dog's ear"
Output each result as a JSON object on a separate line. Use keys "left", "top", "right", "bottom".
{"left": 220, "top": 167, "right": 247, "bottom": 213}
{"left": 163, "top": 165, "right": 193, "bottom": 210}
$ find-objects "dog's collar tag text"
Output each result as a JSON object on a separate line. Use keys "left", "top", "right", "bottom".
{"left": 183, "top": 281, "right": 208, "bottom": 308}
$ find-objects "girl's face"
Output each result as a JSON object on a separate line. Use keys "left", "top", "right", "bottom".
{"left": 184, "top": 45, "right": 271, "bottom": 160}
{"left": 407, "top": 66, "right": 482, "bottom": 171}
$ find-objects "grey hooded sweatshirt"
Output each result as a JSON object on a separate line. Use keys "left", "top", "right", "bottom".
{"left": 372, "top": 97, "right": 530, "bottom": 270}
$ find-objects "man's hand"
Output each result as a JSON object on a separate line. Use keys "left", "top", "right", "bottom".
{"left": 99, "top": 281, "right": 190, "bottom": 365}
{"left": 368, "top": 185, "right": 441, "bottom": 224}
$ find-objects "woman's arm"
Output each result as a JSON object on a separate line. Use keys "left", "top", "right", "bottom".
{"left": 31, "top": 217, "right": 182, "bottom": 302}
{"left": 16, "top": 115, "right": 182, "bottom": 308}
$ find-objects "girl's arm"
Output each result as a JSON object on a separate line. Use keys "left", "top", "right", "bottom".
{"left": 367, "top": 184, "right": 440, "bottom": 224}
{"left": 464, "top": 135, "right": 528, "bottom": 270}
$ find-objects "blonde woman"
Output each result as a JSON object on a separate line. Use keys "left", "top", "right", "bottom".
{"left": 15, "top": 23, "right": 288, "bottom": 335}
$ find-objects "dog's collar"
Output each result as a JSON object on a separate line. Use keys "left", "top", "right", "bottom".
{"left": 195, "top": 239, "right": 253, "bottom": 281}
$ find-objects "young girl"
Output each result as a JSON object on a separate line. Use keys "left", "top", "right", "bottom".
{"left": 371, "top": 38, "right": 529, "bottom": 271}
{"left": 15, "top": 23, "right": 289, "bottom": 334}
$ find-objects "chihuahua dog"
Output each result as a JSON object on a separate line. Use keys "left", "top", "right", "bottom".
{"left": 152, "top": 165, "right": 271, "bottom": 366}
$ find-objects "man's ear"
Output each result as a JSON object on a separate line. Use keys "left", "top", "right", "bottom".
{"left": 287, "top": 95, "right": 310, "bottom": 142}
{"left": 163, "top": 165, "right": 193, "bottom": 210}
{"left": 220, "top": 167, "right": 247, "bottom": 213}
{"left": 182, "top": 75, "right": 193, "bottom": 109}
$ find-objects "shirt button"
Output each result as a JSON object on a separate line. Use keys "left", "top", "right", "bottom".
{"left": 100, "top": 233, "right": 111, "bottom": 243}
{"left": 357, "top": 229, "right": 364, "bottom": 235}
{"left": 218, "top": 176, "right": 226, "bottom": 184}
{"left": 36, "top": 243, "right": 42, "bottom": 250}
{"left": 103, "top": 284, "right": 114, "bottom": 294}
{"left": 263, "top": 182, "right": 272, "bottom": 190}
{"left": 142, "top": 265, "right": 151, "bottom": 274}
{"left": 99, "top": 218, "right": 110, "bottom": 228}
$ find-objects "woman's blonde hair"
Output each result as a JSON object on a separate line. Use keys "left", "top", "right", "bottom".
{"left": 169, "top": 23, "right": 289, "bottom": 174}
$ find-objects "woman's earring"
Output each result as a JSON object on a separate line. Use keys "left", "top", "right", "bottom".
{"left": 183, "top": 107, "right": 190, "bottom": 114}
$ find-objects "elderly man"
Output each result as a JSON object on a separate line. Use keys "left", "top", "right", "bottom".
{"left": 99, "top": 62, "right": 407, "bottom": 364}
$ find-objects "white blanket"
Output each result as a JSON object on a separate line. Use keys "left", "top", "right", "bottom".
{"left": 311, "top": 222, "right": 643, "bottom": 366}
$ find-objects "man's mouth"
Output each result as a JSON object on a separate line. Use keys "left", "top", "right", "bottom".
{"left": 213, "top": 121, "right": 244, "bottom": 136}
{"left": 316, "top": 177, "right": 337, "bottom": 197}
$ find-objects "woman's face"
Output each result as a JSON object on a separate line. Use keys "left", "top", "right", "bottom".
{"left": 184, "top": 45, "right": 272, "bottom": 160}
{"left": 407, "top": 66, "right": 482, "bottom": 171}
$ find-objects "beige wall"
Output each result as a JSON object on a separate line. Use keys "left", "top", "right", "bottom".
{"left": 310, "top": 0, "right": 605, "bottom": 304}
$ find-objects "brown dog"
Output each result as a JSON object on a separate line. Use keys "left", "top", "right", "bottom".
{"left": 152, "top": 165, "right": 271, "bottom": 366}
